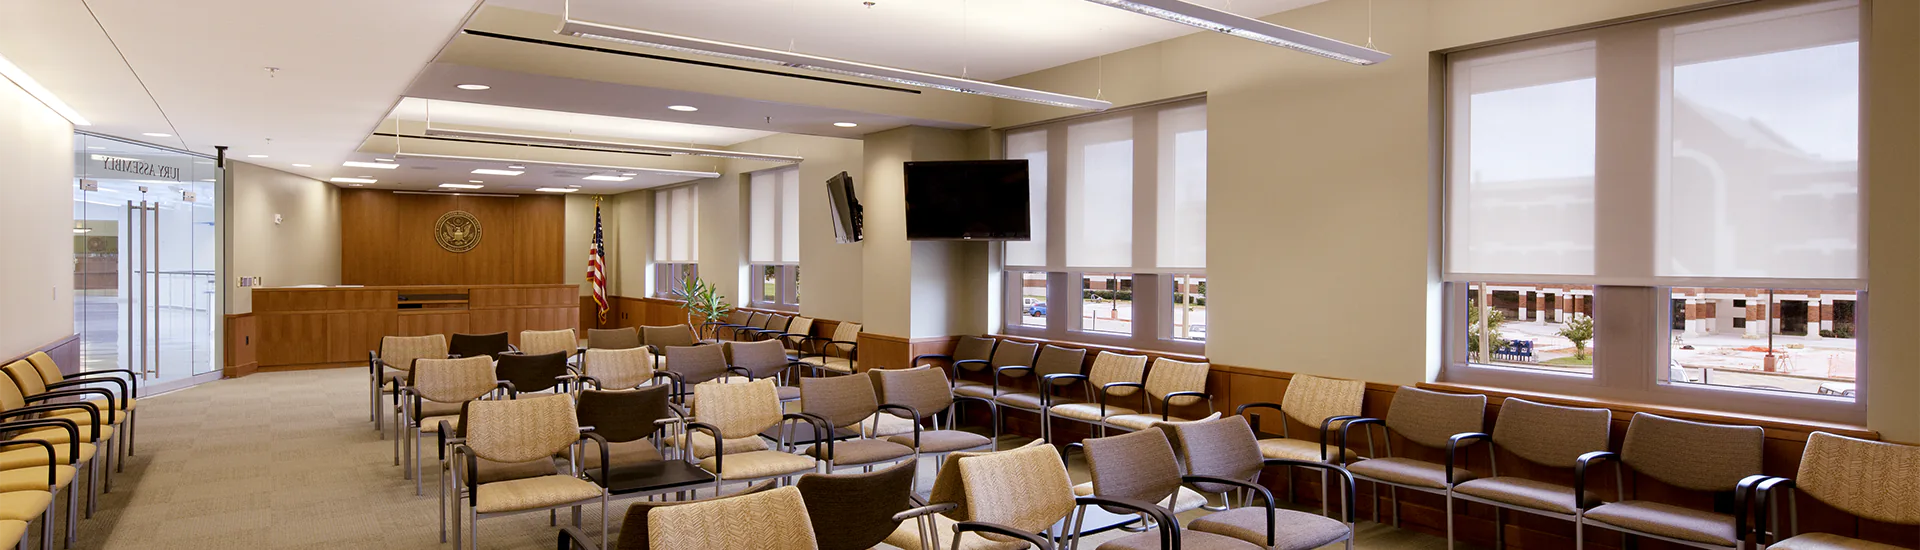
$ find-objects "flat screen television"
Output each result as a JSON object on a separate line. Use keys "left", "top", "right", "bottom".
{"left": 904, "top": 160, "right": 1030, "bottom": 241}
{"left": 826, "top": 171, "right": 863, "bottom": 243}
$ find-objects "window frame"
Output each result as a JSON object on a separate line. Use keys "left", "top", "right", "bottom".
{"left": 750, "top": 264, "right": 800, "bottom": 311}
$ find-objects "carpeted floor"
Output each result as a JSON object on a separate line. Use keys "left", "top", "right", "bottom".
{"left": 67, "top": 368, "right": 1457, "bottom": 549}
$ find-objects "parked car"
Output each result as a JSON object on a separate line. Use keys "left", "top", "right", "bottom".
{"left": 1024, "top": 298, "right": 1047, "bottom": 317}
{"left": 1669, "top": 360, "right": 1700, "bottom": 383}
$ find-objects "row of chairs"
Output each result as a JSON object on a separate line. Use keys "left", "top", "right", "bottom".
{"left": 0, "top": 352, "right": 138, "bottom": 550}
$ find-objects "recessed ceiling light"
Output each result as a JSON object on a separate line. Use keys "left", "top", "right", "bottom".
{"left": 834, "top": 122, "right": 858, "bottom": 128}
{"left": 349, "top": 183, "right": 365, "bottom": 187}
{"left": 195, "top": 160, "right": 213, "bottom": 165}
{"left": 86, "top": 146, "right": 104, "bottom": 150}
{"left": 667, "top": 105, "right": 698, "bottom": 112}
{"left": 439, "top": 183, "right": 485, "bottom": 189}
{"left": 246, "top": 154, "right": 268, "bottom": 158}
{"left": 471, "top": 168, "right": 523, "bottom": 176}
{"left": 569, "top": 185, "right": 582, "bottom": 188}
{"left": 330, "top": 177, "right": 378, "bottom": 184}
{"left": 620, "top": 173, "right": 637, "bottom": 177}
{"left": 456, "top": 84, "right": 490, "bottom": 90}
{"left": 535, "top": 187, "right": 580, "bottom": 193}
{"left": 291, "top": 163, "right": 312, "bottom": 168}
{"left": 468, "top": 180, "right": 483, "bottom": 184}
{"left": 375, "top": 158, "right": 395, "bottom": 162}
{"left": 72, "top": 228, "right": 91, "bottom": 234}
{"left": 506, "top": 164, "right": 525, "bottom": 169}
{"left": 142, "top": 132, "right": 171, "bottom": 138}
{"left": 583, "top": 175, "right": 632, "bottom": 182}
{"left": 343, "top": 161, "right": 400, "bottom": 169}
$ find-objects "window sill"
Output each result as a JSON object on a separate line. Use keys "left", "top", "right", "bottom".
{"left": 1418, "top": 381, "right": 1878, "bottom": 440}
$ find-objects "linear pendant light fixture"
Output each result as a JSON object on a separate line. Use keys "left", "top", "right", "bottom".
{"left": 423, "top": 126, "right": 803, "bottom": 164}
{"left": 1083, "top": 0, "right": 1388, "bottom": 65}
{"left": 392, "top": 151, "right": 722, "bottom": 179}
{"left": 556, "top": 4, "right": 1111, "bottom": 110}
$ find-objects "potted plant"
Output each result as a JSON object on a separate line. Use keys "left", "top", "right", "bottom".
{"left": 673, "top": 274, "right": 734, "bottom": 340}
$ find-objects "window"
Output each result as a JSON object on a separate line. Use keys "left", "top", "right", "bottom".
{"left": 748, "top": 167, "right": 801, "bottom": 309}
{"left": 652, "top": 185, "right": 699, "bottom": 297}
{"left": 1444, "top": 0, "right": 1863, "bottom": 422}
{"left": 1000, "top": 98, "right": 1207, "bottom": 351}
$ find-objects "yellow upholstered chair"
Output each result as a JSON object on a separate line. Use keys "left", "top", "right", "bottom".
{"left": 0, "top": 435, "right": 69, "bottom": 550}
{"left": 1756, "top": 431, "right": 1920, "bottom": 549}
{"left": 796, "top": 322, "right": 861, "bottom": 375}
{"left": 22, "top": 352, "right": 134, "bottom": 455}
{"left": 0, "top": 376, "right": 95, "bottom": 549}
{"left": 398, "top": 356, "right": 506, "bottom": 495}
{"left": 451, "top": 394, "right": 607, "bottom": 550}
{"left": 370, "top": 334, "right": 448, "bottom": 436}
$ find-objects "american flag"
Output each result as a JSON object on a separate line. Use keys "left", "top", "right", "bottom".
{"left": 587, "top": 196, "right": 609, "bottom": 325}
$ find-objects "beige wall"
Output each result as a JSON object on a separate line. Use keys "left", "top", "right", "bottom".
{"left": 612, "top": 189, "right": 650, "bottom": 297}
{"left": 225, "top": 161, "right": 340, "bottom": 314}
{"left": 563, "top": 193, "right": 617, "bottom": 300}
{"left": 729, "top": 134, "right": 866, "bottom": 323}
{"left": 0, "top": 75, "right": 76, "bottom": 355}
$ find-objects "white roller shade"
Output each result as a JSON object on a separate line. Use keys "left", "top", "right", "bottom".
{"left": 779, "top": 167, "right": 800, "bottom": 264}
{"left": 654, "top": 186, "right": 697, "bottom": 263}
{"left": 1157, "top": 104, "right": 1207, "bottom": 270}
{"left": 1005, "top": 129, "right": 1049, "bottom": 268}
{"left": 749, "top": 171, "right": 776, "bottom": 263}
{"left": 1065, "top": 116, "right": 1134, "bottom": 269}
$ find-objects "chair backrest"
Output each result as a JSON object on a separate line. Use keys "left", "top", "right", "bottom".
{"left": 765, "top": 314, "right": 793, "bottom": 333}
{"left": 578, "top": 385, "right": 673, "bottom": 444}
{"left": 1033, "top": 345, "right": 1087, "bottom": 386}
{"left": 872, "top": 367, "right": 953, "bottom": 418}
{"left": 0, "top": 361, "right": 46, "bottom": 397}
{"left": 449, "top": 332, "right": 512, "bottom": 361}
{"left": 615, "top": 482, "right": 778, "bottom": 550}
{"left": 23, "top": 352, "right": 60, "bottom": 384}
{"left": 1144, "top": 358, "right": 1209, "bottom": 408}
{"left": 1161, "top": 414, "right": 1266, "bottom": 493}
{"left": 951, "top": 336, "right": 997, "bottom": 370}
{"left": 465, "top": 393, "right": 579, "bottom": 464}
{"left": 748, "top": 312, "right": 774, "bottom": 330}
{"left": 988, "top": 340, "right": 1040, "bottom": 375}
{"left": 380, "top": 334, "right": 448, "bottom": 372}
{"left": 1383, "top": 386, "right": 1487, "bottom": 450}
{"left": 1796, "top": 431, "right": 1920, "bottom": 525}
{"left": 494, "top": 351, "right": 569, "bottom": 393}
{"left": 796, "top": 460, "right": 917, "bottom": 550}
{"left": 800, "top": 372, "right": 879, "bottom": 429}
{"left": 587, "top": 327, "right": 643, "bottom": 350}
{"left": 1619, "top": 412, "right": 1764, "bottom": 492}
{"left": 957, "top": 442, "right": 1077, "bottom": 539}
{"left": 725, "top": 309, "right": 751, "bottom": 327}
{"left": 1084, "top": 428, "right": 1183, "bottom": 511}
{"left": 692, "top": 379, "right": 784, "bottom": 439}
{"left": 410, "top": 356, "right": 498, "bottom": 403}
{"left": 785, "top": 317, "right": 815, "bottom": 342}
{"left": 585, "top": 347, "right": 655, "bottom": 389}
{"left": 644, "top": 325, "right": 698, "bottom": 348}
{"left": 727, "top": 340, "right": 790, "bottom": 379}
{"left": 648, "top": 485, "right": 817, "bottom": 550}
{"left": 1280, "top": 374, "right": 1366, "bottom": 429}
{"left": 831, "top": 322, "right": 862, "bottom": 343}
{"left": 665, "top": 345, "right": 730, "bottom": 385}
{"left": 1490, "top": 398, "right": 1611, "bottom": 469}
{"left": 520, "top": 329, "right": 578, "bottom": 358}
{"left": 1087, "top": 352, "right": 1149, "bottom": 398}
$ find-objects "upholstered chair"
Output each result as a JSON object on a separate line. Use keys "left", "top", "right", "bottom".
{"left": 1160, "top": 415, "right": 1358, "bottom": 550}
{"left": 577, "top": 347, "right": 656, "bottom": 391}
{"left": 642, "top": 325, "right": 699, "bottom": 353}
{"left": 1754, "top": 431, "right": 1920, "bottom": 549}
{"left": 369, "top": 334, "right": 447, "bottom": 435}
{"left": 740, "top": 313, "right": 793, "bottom": 342}
{"left": 917, "top": 336, "right": 997, "bottom": 391}
{"left": 726, "top": 312, "right": 777, "bottom": 342}
{"left": 22, "top": 351, "right": 134, "bottom": 456}
{"left": 683, "top": 379, "right": 824, "bottom": 493}
{"left": 0, "top": 437, "right": 59, "bottom": 550}
{"left": 660, "top": 345, "right": 731, "bottom": 404}
{"left": 723, "top": 339, "right": 801, "bottom": 403}
{"left": 992, "top": 345, "right": 1086, "bottom": 442}
{"left": 1237, "top": 373, "right": 1367, "bottom": 515}
{"left": 399, "top": 355, "right": 505, "bottom": 495}
{"left": 1101, "top": 358, "right": 1215, "bottom": 432}
{"left": 873, "top": 367, "right": 993, "bottom": 467}
{"left": 1578, "top": 413, "right": 1769, "bottom": 549}
{"left": 797, "top": 373, "right": 917, "bottom": 472}
{"left": 0, "top": 359, "right": 114, "bottom": 490}
{"left": 777, "top": 317, "right": 815, "bottom": 361}
{"left": 1076, "top": 428, "right": 1278, "bottom": 550}
{"left": 702, "top": 309, "right": 754, "bottom": 344}
{"left": 797, "top": 322, "right": 861, "bottom": 375}
{"left": 519, "top": 329, "right": 579, "bottom": 362}
{"left": 451, "top": 394, "right": 607, "bottom": 550}
{"left": 796, "top": 461, "right": 918, "bottom": 550}
{"left": 1339, "top": 386, "right": 1487, "bottom": 526}
{"left": 493, "top": 351, "right": 569, "bottom": 394}
{"left": 950, "top": 340, "right": 1038, "bottom": 443}
{"left": 585, "top": 327, "right": 642, "bottom": 351}
{"left": 447, "top": 332, "right": 512, "bottom": 361}
{"left": 1447, "top": 398, "right": 1613, "bottom": 549}
{"left": 1042, "top": 351, "right": 1149, "bottom": 440}
{"left": 0, "top": 371, "right": 98, "bottom": 543}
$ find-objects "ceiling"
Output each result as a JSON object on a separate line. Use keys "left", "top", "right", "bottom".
{"left": 2, "top": 0, "right": 1337, "bottom": 194}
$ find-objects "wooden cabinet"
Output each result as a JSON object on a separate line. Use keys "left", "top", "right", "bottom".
{"left": 251, "top": 284, "right": 579, "bottom": 368}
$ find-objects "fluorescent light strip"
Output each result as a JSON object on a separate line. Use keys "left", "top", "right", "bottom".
{"left": 472, "top": 168, "right": 525, "bottom": 176}
{"left": 0, "top": 53, "right": 90, "bottom": 126}
{"left": 439, "top": 183, "right": 485, "bottom": 189}
{"left": 536, "top": 187, "right": 581, "bottom": 193}
{"left": 557, "top": 18, "right": 1111, "bottom": 111}
{"left": 331, "top": 177, "right": 378, "bottom": 184}
{"left": 422, "top": 127, "right": 803, "bottom": 164}
{"left": 1082, "top": 0, "right": 1388, "bottom": 65}
{"left": 395, "top": 152, "right": 721, "bottom": 179}
{"left": 343, "top": 161, "right": 401, "bottom": 169}
{"left": 583, "top": 175, "right": 631, "bottom": 182}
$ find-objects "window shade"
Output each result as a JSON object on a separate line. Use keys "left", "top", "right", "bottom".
{"left": 779, "top": 167, "right": 800, "bottom": 264}
{"left": 748, "top": 166, "right": 801, "bottom": 265}
{"left": 654, "top": 186, "right": 698, "bottom": 263}
{"left": 1065, "top": 116, "right": 1134, "bottom": 269}
{"left": 1005, "top": 129, "right": 1049, "bottom": 268}
{"left": 1157, "top": 104, "right": 1207, "bottom": 269}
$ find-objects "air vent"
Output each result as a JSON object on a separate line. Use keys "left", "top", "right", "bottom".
{"left": 552, "top": 169, "right": 596, "bottom": 178}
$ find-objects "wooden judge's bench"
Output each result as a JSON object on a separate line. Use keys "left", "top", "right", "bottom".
{"left": 250, "top": 284, "right": 579, "bottom": 368}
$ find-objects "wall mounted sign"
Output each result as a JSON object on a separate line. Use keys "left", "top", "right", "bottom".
{"left": 91, "top": 155, "right": 181, "bottom": 181}
{"left": 434, "top": 210, "right": 482, "bottom": 253}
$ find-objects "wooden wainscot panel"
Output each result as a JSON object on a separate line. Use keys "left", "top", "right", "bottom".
{"left": 857, "top": 333, "right": 911, "bottom": 371}
{"left": 398, "top": 311, "right": 469, "bottom": 336}
{"left": 257, "top": 313, "right": 331, "bottom": 366}
{"left": 223, "top": 314, "right": 257, "bottom": 378}
{"left": 468, "top": 308, "right": 517, "bottom": 344}
{"left": 253, "top": 284, "right": 578, "bottom": 368}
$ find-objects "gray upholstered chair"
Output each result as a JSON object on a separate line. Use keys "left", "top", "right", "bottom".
{"left": 741, "top": 313, "right": 793, "bottom": 342}
{"left": 643, "top": 324, "right": 699, "bottom": 353}
{"left": 370, "top": 334, "right": 447, "bottom": 435}
{"left": 1447, "top": 398, "right": 1612, "bottom": 549}
{"left": 1340, "top": 386, "right": 1487, "bottom": 526}
{"left": 797, "top": 372, "right": 918, "bottom": 472}
{"left": 723, "top": 340, "right": 801, "bottom": 404}
{"left": 1101, "top": 357, "right": 1215, "bottom": 432}
{"left": 1076, "top": 427, "right": 1285, "bottom": 549}
{"left": 702, "top": 309, "right": 754, "bottom": 344}
{"left": 992, "top": 345, "right": 1086, "bottom": 442}
{"left": 917, "top": 336, "right": 997, "bottom": 394}
{"left": 1042, "top": 351, "right": 1149, "bottom": 439}
{"left": 889, "top": 441, "right": 1174, "bottom": 550}
{"left": 797, "top": 322, "right": 861, "bottom": 376}
{"left": 660, "top": 345, "right": 731, "bottom": 404}
{"left": 1754, "top": 431, "right": 1920, "bottom": 549}
{"left": 1578, "top": 413, "right": 1769, "bottom": 549}
{"left": 1160, "top": 414, "right": 1358, "bottom": 550}
{"left": 586, "top": 327, "right": 642, "bottom": 350}
{"left": 872, "top": 367, "right": 993, "bottom": 467}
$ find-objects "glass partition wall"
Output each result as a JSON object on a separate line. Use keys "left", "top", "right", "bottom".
{"left": 72, "top": 133, "right": 221, "bottom": 392}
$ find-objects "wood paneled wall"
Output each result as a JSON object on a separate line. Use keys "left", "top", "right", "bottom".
{"left": 252, "top": 284, "right": 577, "bottom": 368}
{"left": 223, "top": 313, "right": 257, "bottom": 377}
{"left": 339, "top": 190, "right": 565, "bottom": 286}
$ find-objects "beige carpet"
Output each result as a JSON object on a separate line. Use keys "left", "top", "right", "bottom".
{"left": 67, "top": 368, "right": 1455, "bottom": 549}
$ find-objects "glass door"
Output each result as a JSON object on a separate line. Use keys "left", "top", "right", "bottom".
{"left": 73, "top": 134, "right": 220, "bottom": 391}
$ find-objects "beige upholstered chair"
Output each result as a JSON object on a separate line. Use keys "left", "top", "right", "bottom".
{"left": 1340, "top": 386, "right": 1487, "bottom": 527}
{"left": 797, "top": 322, "right": 861, "bottom": 375}
{"left": 1159, "top": 415, "right": 1357, "bottom": 550}
{"left": 370, "top": 334, "right": 448, "bottom": 436}
{"left": 778, "top": 317, "right": 815, "bottom": 361}
{"left": 889, "top": 441, "right": 1083, "bottom": 550}
{"left": 1578, "top": 413, "right": 1768, "bottom": 549}
{"left": 741, "top": 314, "right": 794, "bottom": 342}
{"left": 1101, "top": 358, "right": 1215, "bottom": 432}
{"left": 661, "top": 345, "right": 732, "bottom": 405}
{"left": 399, "top": 356, "right": 504, "bottom": 495}
{"left": 1755, "top": 431, "right": 1920, "bottom": 549}
{"left": 586, "top": 327, "right": 643, "bottom": 351}
{"left": 703, "top": 310, "right": 754, "bottom": 344}
{"left": 1042, "top": 351, "right": 1149, "bottom": 440}
{"left": 23, "top": 352, "right": 135, "bottom": 457}
{"left": 725, "top": 312, "right": 777, "bottom": 342}
{"left": 992, "top": 345, "right": 1086, "bottom": 442}
{"left": 919, "top": 336, "right": 997, "bottom": 393}
{"left": 1448, "top": 398, "right": 1612, "bottom": 549}
{"left": 519, "top": 328, "right": 580, "bottom": 361}
{"left": 949, "top": 340, "right": 1037, "bottom": 443}
{"left": 560, "top": 482, "right": 815, "bottom": 550}
{"left": 797, "top": 372, "right": 918, "bottom": 472}
{"left": 451, "top": 394, "right": 607, "bottom": 550}
{"left": 577, "top": 347, "right": 657, "bottom": 392}
{"left": 684, "top": 379, "right": 823, "bottom": 492}
{"left": 873, "top": 368, "right": 993, "bottom": 467}
{"left": 1237, "top": 373, "right": 1366, "bottom": 515}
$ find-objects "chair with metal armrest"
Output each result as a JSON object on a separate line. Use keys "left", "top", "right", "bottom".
{"left": 495, "top": 352, "right": 570, "bottom": 395}
{"left": 0, "top": 380, "right": 106, "bottom": 529}
{"left": 700, "top": 309, "right": 753, "bottom": 344}
{"left": 584, "top": 327, "right": 642, "bottom": 351}
{"left": 1071, "top": 427, "right": 1214, "bottom": 528}
{"left": 1576, "top": 413, "right": 1769, "bottom": 550}
{"left": 520, "top": 329, "right": 580, "bottom": 365}
{"left": 797, "top": 373, "right": 917, "bottom": 473}
{"left": 722, "top": 340, "right": 802, "bottom": 404}
{"left": 1234, "top": 373, "right": 1366, "bottom": 516}
{"left": 796, "top": 322, "right": 862, "bottom": 376}
{"left": 742, "top": 314, "right": 793, "bottom": 342}
{"left": 1444, "top": 398, "right": 1612, "bottom": 550}
{"left": 448, "top": 332, "right": 513, "bottom": 362}
{"left": 1042, "top": 352, "right": 1149, "bottom": 441}
{"left": 1334, "top": 386, "right": 1486, "bottom": 528}
{"left": 776, "top": 317, "right": 815, "bottom": 362}
{"left": 452, "top": 394, "right": 606, "bottom": 550}
{"left": 725, "top": 312, "right": 775, "bottom": 342}
{"left": 886, "top": 441, "right": 1076, "bottom": 550}
{"left": 993, "top": 345, "right": 1086, "bottom": 443}
{"left": 1101, "top": 358, "right": 1215, "bottom": 433}
{"left": 369, "top": 334, "right": 448, "bottom": 437}
{"left": 572, "top": 347, "right": 657, "bottom": 393}
{"left": 952, "top": 340, "right": 1038, "bottom": 444}
{"left": 915, "top": 336, "right": 996, "bottom": 394}
{"left": 398, "top": 356, "right": 509, "bottom": 495}
{"left": 22, "top": 352, "right": 135, "bottom": 457}
{"left": 872, "top": 368, "right": 993, "bottom": 471}
{"left": 658, "top": 345, "right": 730, "bottom": 405}
{"left": 1157, "top": 414, "right": 1356, "bottom": 550}
{"left": 1750, "top": 431, "right": 1920, "bottom": 549}
{"left": 559, "top": 482, "right": 812, "bottom": 550}
{"left": 796, "top": 460, "right": 918, "bottom": 550}
{"left": 643, "top": 325, "right": 700, "bottom": 356}
{"left": 682, "top": 379, "right": 826, "bottom": 494}
{"left": 0, "top": 418, "right": 82, "bottom": 550}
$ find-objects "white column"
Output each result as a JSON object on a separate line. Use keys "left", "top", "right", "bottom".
{"left": 1806, "top": 299, "right": 1822, "bottom": 338}
{"left": 1683, "top": 298, "right": 1702, "bottom": 336}
{"left": 1555, "top": 293, "right": 1568, "bottom": 323}
{"left": 1821, "top": 298, "right": 1836, "bottom": 332}
{"left": 1518, "top": 291, "right": 1530, "bottom": 324}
